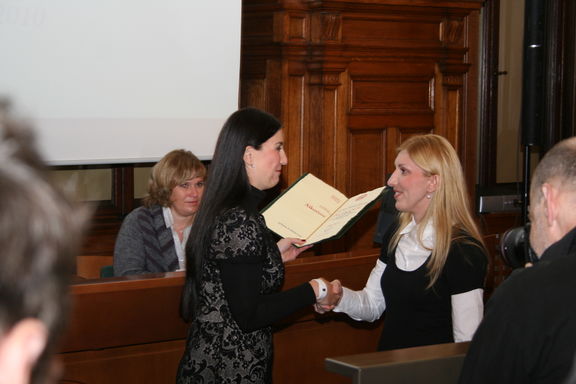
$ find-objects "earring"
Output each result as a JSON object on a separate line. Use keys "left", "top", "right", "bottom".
{"left": 426, "top": 193, "right": 432, "bottom": 199}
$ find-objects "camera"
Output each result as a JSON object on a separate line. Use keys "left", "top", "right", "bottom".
{"left": 500, "top": 224, "right": 538, "bottom": 269}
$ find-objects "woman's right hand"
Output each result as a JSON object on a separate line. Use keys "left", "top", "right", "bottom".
{"left": 312, "top": 279, "right": 342, "bottom": 314}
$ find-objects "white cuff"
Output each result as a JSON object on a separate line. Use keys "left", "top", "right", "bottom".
{"left": 313, "top": 278, "right": 327, "bottom": 300}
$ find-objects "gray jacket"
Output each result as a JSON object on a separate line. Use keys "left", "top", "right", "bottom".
{"left": 113, "top": 205, "right": 179, "bottom": 276}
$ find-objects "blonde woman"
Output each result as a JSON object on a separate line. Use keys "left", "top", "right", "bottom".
{"left": 114, "top": 149, "right": 206, "bottom": 276}
{"left": 329, "top": 134, "right": 488, "bottom": 350}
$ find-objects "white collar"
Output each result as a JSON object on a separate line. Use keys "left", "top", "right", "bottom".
{"left": 162, "top": 206, "right": 175, "bottom": 229}
{"left": 399, "top": 216, "right": 435, "bottom": 250}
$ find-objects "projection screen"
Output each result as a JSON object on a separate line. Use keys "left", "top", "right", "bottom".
{"left": 0, "top": 0, "right": 241, "bottom": 165}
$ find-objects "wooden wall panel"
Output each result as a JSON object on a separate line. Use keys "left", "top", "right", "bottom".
{"left": 273, "top": 317, "right": 382, "bottom": 384}
{"left": 59, "top": 340, "right": 184, "bottom": 384}
{"left": 76, "top": 256, "right": 113, "bottom": 279}
{"left": 240, "top": 77, "right": 267, "bottom": 111}
{"left": 345, "top": 130, "right": 385, "bottom": 250}
{"left": 342, "top": 16, "right": 442, "bottom": 46}
{"left": 306, "top": 68, "right": 349, "bottom": 188}
{"left": 283, "top": 71, "right": 307, "bottom": 185}
{"left": 350, "top": 76, "right": 434, "bottom": 113}
{"left": 349, "top": 130, "right": 386, "bottom": 195}
{"left": 242, "top": 0, "right": 483, "bottom": 256}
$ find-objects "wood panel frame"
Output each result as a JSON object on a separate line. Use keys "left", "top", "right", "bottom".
{"left": 242, "top": 0, "right": 484, "bottom": 253}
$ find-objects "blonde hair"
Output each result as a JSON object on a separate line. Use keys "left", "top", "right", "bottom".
{"left": 143, "top": 149, "right": 206, "bottom": 207}
{"left": 388, "top": 134, "right": 485, "bottom": 287}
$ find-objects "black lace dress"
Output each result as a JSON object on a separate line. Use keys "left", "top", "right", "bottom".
{"left": 176, "top": 189, "right": 315, "bottom": 383}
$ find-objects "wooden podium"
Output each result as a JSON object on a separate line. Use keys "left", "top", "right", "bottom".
{"left": 326, "top": 342, "right": 470, "bottom": 384}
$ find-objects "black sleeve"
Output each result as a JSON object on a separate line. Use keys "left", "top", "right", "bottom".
{"left": 211, "top": 209, "right": 316, "bottom": 332}
{"left": 458, "top": 272, "right": 534, "bottom": 384}
{"left": 444, "top": 239, "right": 488, "bottom": 294}
{"left": 220, "top": 261, "right": 315, "bottom": 332}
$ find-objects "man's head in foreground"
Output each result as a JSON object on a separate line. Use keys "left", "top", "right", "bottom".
{"left": 0, "top": 101, "right": 88, "bottom": 384}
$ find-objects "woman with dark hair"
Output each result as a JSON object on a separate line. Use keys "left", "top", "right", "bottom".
{"left": 177, "top": 108, "right": 338, "bottom": 383}
{"left": 114, "top": 149, "right": 205, "bottom": 276}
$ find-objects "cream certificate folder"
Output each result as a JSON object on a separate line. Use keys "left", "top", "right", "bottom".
{"left": 261, "top": 173, "right": 386, "bottom": 246}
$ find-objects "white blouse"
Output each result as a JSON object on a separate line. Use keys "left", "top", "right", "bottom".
{"left": 334, "top": 217, "right": 483, "bottom": 342}
{"left": 162, "top": 207, "right": 191, "bottom": 271}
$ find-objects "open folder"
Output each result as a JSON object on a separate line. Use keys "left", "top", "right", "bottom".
{"left": 261, "top": 173, "right": 386, "bottom": 246}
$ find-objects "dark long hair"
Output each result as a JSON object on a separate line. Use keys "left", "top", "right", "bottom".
{"left": 180, "top": 107, "right": 282, "bottom": 322}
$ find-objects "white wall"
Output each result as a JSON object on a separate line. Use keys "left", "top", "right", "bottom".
{"left": 0, "top": 0, "right": 241, "bottom": 164}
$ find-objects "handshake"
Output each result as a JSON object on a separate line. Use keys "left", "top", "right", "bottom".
{"left": 310, "top": 278, "right": 343, "bottom": 314}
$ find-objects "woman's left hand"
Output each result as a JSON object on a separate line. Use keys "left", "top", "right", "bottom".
{"left": 277, "top": 238, "right": 313, "bottom": 263}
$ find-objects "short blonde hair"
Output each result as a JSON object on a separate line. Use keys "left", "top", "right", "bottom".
{"left": 143, "top": 149, "right": 206, "bottom": 207}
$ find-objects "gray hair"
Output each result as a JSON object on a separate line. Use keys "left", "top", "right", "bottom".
{"left": 530, "top": 137, "right": 576, "bottom": 202}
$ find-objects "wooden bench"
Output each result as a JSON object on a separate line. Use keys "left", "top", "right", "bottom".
{"left": 58, "top": 250, "right": 385, "bottom": 384}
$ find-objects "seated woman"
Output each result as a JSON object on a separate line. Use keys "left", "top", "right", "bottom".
{"left": 324, "top": 134, "right": 488, "bottom": 350}
{"left": 114, "top": 149, "right": 205, "bottom": 276}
